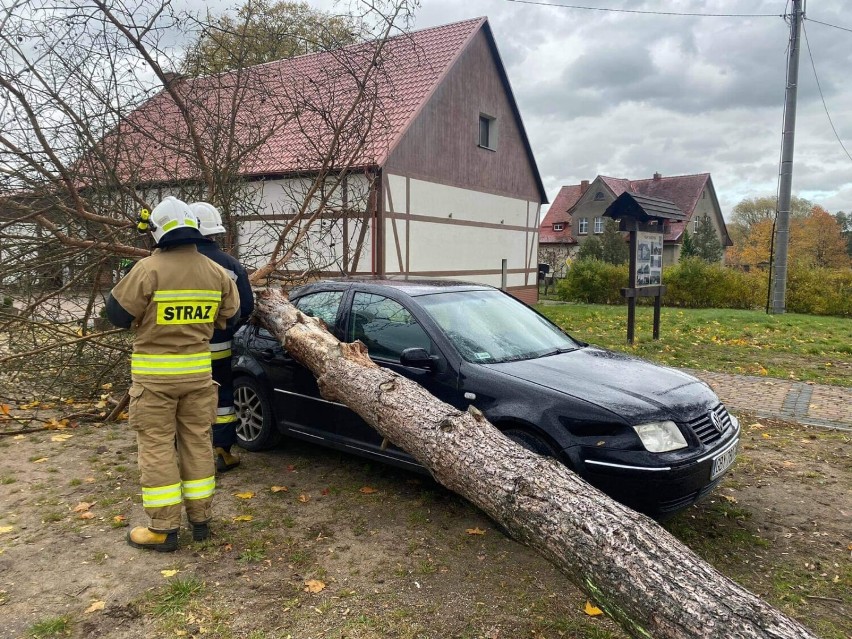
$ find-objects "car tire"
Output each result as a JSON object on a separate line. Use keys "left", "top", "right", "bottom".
{"left": 503, "top": 428, "right": 558, "bottom": 458}
{"left": 234, "top": 376, "right": 282, "bottom": 451}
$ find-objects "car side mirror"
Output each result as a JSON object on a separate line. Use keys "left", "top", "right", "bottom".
{"left": 400, "top": 347, "right": 437, "bottom": 370}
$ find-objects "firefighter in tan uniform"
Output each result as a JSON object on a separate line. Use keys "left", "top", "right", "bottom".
{"left": 107, "top": 196, "right": 240, "bottom": 552}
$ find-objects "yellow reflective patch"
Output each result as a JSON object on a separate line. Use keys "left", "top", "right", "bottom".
{"left": 157, "top": 302, "right": 219, "bottom": 324}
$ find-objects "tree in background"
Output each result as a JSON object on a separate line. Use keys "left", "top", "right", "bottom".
{"left": 183, "top": 0, "right": 362, "bottom": 76}
{"left": 693, "top": 214, "right": 723, "bottom": 263}
{"left": 599, "top": 218, "right": 628, "bottom": 265}
{"left": 798, "top": 206, "right": 849, "bottom": 268}
{"left": 576, "top": 235, "right": 603, "bottom": 261}
{"left": 727, "top": 205, "right": 849, "bottom": 268}
{"left": 728, "top": 195, "right": 812, "bottom": 252}
{"left": 834, "top": 210, "right": 852, "bottom": 257}
{"left": 679, "top": 229, "right": 697, "bottom": 260}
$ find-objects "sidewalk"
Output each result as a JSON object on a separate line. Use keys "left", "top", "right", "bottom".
{"left": 686, "top": 369, "right": 852, "bottom": 431}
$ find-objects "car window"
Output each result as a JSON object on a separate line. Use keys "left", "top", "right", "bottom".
{"left": 294, "top": 291, "right": 344, "bottom": 332}
{"left": 349, "top": 292, "right": 431, "bottom": 362}
{"left": 417, "top": 290, "right": 578, "bottom": 363}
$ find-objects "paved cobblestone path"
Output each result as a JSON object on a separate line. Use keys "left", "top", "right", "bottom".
{"left": 687, "top": 369, "right": 852, "bottom": 430}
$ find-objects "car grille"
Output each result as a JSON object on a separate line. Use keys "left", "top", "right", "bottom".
{"left": 681, "top": 403, "right": 733, "bottom": 446}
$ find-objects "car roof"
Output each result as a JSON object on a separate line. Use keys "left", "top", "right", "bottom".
{"left": 294, "top": 277, "right": 495, "bottom": 298}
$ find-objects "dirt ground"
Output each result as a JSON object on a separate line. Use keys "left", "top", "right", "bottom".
{"left": 0, "top": 412, "right": 849, "bottom": 639}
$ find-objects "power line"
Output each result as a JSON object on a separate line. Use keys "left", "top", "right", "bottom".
{"left": 505, "top": 0, "right": 781, "bottom": 18}
{"left": 801, "top": 21, "right": 852, "bottom": 164}
{"left": 806, "top": 17, "right": 852, "bottom": 34}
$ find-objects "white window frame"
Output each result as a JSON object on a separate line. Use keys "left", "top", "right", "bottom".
{"left": 553, "top": 223, "right": 563, "bottom": 232}
{"left": 594, "top": 217, "right": 604, "bottom": 233}
{"left": 578, "top": 218, "right": 588, "bottom": 235}
{"left": 478, "top": 113, "right": 497, "bottom": 150}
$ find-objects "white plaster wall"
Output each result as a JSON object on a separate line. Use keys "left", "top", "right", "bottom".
{"left": 384, "top": 174, "right": 536, "bottom": 288}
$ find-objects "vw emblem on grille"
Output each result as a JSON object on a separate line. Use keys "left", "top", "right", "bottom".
{"left": 710, "top": 411, "right": 723, "bottom": 432}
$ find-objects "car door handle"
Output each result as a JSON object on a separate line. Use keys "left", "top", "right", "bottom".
{"left": 259, "top": 348, "right": 276, "bottom": 362}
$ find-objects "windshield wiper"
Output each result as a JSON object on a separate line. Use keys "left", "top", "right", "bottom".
{"left": 537, "top": 347, "right": 577, "bottom": 358}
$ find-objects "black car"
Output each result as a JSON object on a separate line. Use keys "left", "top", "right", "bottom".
{"left": 232, "top": 279, "right": 739, "bottom": 517}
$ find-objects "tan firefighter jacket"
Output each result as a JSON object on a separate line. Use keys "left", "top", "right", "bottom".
{"left": 109, "top": 244, "right": 240, "bottom": 381}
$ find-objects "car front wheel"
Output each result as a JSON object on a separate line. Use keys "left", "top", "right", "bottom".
{"left": 234, "top": 376, "right": 282, "bottom": 451}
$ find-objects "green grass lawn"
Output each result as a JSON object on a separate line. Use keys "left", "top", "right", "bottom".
{"left": 535, "top": 303, "right": 852, "bottom": 387}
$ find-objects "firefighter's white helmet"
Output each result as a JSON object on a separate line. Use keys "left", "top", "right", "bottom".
{"left": 189, "top": 202, "right": 226, "bottom": 236}
{"left": 148, "top": 196, "right": 202, "bottom": 246}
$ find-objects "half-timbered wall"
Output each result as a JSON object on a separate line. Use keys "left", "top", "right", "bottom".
{"left": 383, "top": 174, "right": 540, "bottom": 300}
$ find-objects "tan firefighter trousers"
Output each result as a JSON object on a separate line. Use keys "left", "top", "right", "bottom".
{"left": 128, "top": 377, "right": 218, "bottom": 531}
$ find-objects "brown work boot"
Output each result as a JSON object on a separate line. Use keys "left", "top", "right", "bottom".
{"left": 214, "top": 447, "right": 240, "bottom": 473}
{"left": 126, "top": 527, "right": 178, "bottom": 552}
{"left": 189, "top": 520, "right": 210, "bottom": 542}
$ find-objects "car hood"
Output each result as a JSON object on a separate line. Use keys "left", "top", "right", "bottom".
{"left": 482, "top": 346, "right": 718, "bottom": 423}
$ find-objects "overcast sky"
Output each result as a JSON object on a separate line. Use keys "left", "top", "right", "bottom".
{"left": 193, "top": 1, "right": 852, "bottom": 217}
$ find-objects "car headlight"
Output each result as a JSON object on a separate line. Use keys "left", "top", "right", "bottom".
{"left": 632, "top": 421, "right": 687, "bottom": 452}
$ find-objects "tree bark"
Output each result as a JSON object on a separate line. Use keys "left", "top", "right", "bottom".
{"left": 255, "top": 288, "right": 818, "bottom": 639}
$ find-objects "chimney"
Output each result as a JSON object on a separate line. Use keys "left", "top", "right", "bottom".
{"left": 653, "top": 172, "right": 662, "bottom": 181}
{"left": 580, "top": 179, "right": 590, "bottom": 193}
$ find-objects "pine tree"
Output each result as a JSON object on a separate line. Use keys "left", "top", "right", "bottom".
{"left": 693, "top": 215, "right": 723, "bottom": 262}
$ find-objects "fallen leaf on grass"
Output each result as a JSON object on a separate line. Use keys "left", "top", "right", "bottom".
{"left": 113, "top": 515, "right": 126, "bottom": 524}
{"left": 466, "top": 527, "right": 486, "bottom": 535}
{"left": 73, "top": 502, "right": 93, "bottom": 513}
{"left": 232, "top": 515, "right": 253, "bottom": 522}
{"left": 45, "top": 418, "right": 69, "bottom": 430}
{"left": 720, "top": 494, "right": 738, "bottom": 504}
{"left": 270, "top": 485, "right": 288, "bottom": 493}
{"left": 161, "top": 569, "right": 179, "bottom": 578}
{"left": 101, "top": 383, "right": 113, "bottom": 390}
{"left": 0, "top": 526, "right": 13, "bottom": 535}
{"left": 761, "top": 433, "right": 771, "bottom": 439}
{"left": 51, "top": 433, "right": 73, "bottom": 442}
{"left": 584, "top": 601, "right": 603, "bottom": 616}
{"left": 0, "top": 404, "right": 9, "bottom": 415}
{"left": 79, "top": 512, "right": 95, "bottom": 520}
{"left": 13, "top": 435, "right": 24, "bottom": 440}
{"left": 298, "top": 494, "right": 310, "bottom": 503}
{"left": 359, "top": 486, "right": 377, "bottom": 494}
{"left": 84, "top": 601, "right": 105, "bottom": 613}
{"left": 234, "top": 492, "right": 255, "bottom": 499}
{"left": 32, "top": 457, "right": 47, "bottom": 463}
{"left": 304, "top": 579, "right": 326, "bottom": 593}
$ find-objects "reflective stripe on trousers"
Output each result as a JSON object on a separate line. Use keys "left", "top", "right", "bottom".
{"left": 216, "top": 406, "right": 237, "bottom": 424}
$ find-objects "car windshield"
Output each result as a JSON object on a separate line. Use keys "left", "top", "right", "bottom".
{"left": 416, "top": 290, "right": 579, "bottom": 364}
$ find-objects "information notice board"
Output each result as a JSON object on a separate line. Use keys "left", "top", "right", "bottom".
{"left": 635, "top": 231, "right": 663, "bottom": 287}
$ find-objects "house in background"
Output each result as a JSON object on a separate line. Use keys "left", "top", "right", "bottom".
{"left": 103, "top": 17, "right": 547, "bottom": 303}
{"left": 540, "top": 173, "right": 732, "bottom": 267}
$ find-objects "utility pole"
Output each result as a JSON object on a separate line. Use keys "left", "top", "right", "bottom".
{"left": 770, "top": 0, "right": 804, "bottom": 314}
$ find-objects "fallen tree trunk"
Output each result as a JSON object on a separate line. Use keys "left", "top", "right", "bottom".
{"left": 255, "top": 288, "right": 818, "bottom": 639}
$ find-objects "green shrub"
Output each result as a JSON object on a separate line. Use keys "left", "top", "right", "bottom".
{"left": 554, "top": 256, "right": 851, "bottom": 317}
{"left": 663, "top": 258, "right": 763, "bottom": 309}
{"left": 786, "top": 266, "right": 852, "bottom": 317}
{"left": 556, "top": 259, "right": 627, "bottom": 304}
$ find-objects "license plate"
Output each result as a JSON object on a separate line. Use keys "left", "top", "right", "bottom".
{"left": 710, "top": 441, "right": 738, "bottom": 480}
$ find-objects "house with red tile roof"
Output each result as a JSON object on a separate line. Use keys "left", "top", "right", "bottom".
{"left": 540, "top": 173, "right": 731, "bottom": 269}
{"left": 100, "top": 17, "right": 547, "bottom": 302}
